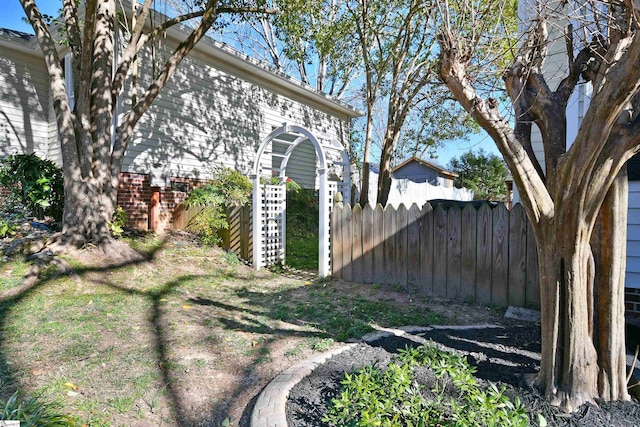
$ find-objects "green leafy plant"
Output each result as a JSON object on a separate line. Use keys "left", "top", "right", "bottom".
{"left": 0, "top": 153, "right": 64, "bottom": 220}
{"left": 184, "top": 167, "right": 252, "bottom": 245}
{"left": 108, "top": 206, "right": 127, "bottom": 238}
{"left": 324, "top": 342, "right": 529, "bottom": 427}
{"left": 311, "top": 337, "right": 335, "bottom": 352}
{"left": 0, "top": 391, "right": 76, "bottom": 426}
{"left": 0, "top": 219, "right": 17, "bottom": 238}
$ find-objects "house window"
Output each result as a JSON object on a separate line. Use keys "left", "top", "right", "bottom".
{"left": 61, "top": 54, "right": 75, "bottom": 110}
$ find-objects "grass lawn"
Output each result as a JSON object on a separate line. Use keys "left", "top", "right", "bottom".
{"left": 0, "top": 233, "right": 501, "bottom": 426}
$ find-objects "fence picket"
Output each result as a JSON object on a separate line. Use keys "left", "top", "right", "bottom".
{"left": 508, "top": 204, "right": 527, "bottom": 307}
{"left": 352, "top": 204, "right": 364, "bottom": 283}
{"left": 332, "top": 203, "right": 343, "bottom": 279}
{"left": 460, "top": 204, "right": 477, "bottom": 301}
{"left": 226, "top": 206, "right": 242, "bottom": 254}
{"left": 242, "top": 205, "right": 253, "bottom": 260}
{"left": 362, "top": 204, "right": 375, "bottom": 283}
{"left": 433, "top": 204, "right": 447, "bottom": 297}
{"left": 447, "top": 206, "right": 462, "bottom": 299}
{"left": 419, "top": 203, "right": 434, "bottom": 295}
{"left": 396, "top": 205, "right": 409, "bottom": 288}
{"left": 407, "top": 204, "right": 421, "bottom": 290}
{"left": 492, "top": 204, "right": 509, "bottom": 306}
{"left": 373, "top": 204, "right": 385, "bottom": 282}
{"left": 526, "top": 221, "right": 540, "bottom": 308}
{"left": 476, "top": 203, "right": 493, "bottom": 304}
{"left": 342, "top": 203, "right": 353, "bottom": 282}
{"left": 383, "top": 205, "right": 397, "bottom": 285}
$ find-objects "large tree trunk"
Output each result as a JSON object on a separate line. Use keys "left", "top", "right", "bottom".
{"left": 536, "top": 217, "right": 598, "bottom": 412}
{"left": 61, "top": 169, "right": 115, "bottom": 246}
{"left": 535, "top": 177, "right": 629, "bottom": 411}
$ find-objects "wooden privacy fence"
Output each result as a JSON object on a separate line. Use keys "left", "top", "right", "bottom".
{"left": 173, "top": 204, "right": 253, "bottom": 260}
{"left": 331, "top": 202, "right": 540, "bottom": 308}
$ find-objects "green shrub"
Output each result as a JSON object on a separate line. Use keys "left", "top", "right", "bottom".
{"left": 0, "top": 391, "right": 76, "bottom": 426}
{"left": 184, "top": 168, "right": 252, "bottom": 245}
{"left": 0, "top": 219, "right": 17, "bottom": 238}
{"left": 108, "top": 206, "right": 127, "bottom": 238}
{"left": 0, "top": 153, "right": 64, "bottom": 221}
{"left": 324, "top": 342, "right": 529, "bottom": 427}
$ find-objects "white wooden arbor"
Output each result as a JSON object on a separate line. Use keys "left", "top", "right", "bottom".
{"left": 252, "top": 123, "right": 351, "bottom": 276}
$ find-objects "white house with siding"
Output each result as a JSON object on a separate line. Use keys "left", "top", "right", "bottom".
{"left": 0, "top": 9, "right": 361, "bottom": 230}
{"left": 516, "top": 0, "right": 640, "bottom": 316}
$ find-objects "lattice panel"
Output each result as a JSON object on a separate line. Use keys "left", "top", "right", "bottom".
{"left": 327, "top": 181, "right": 338, "bottom": 271}
{"left": 259, "top": 184, "right": 286, "bottom": 267}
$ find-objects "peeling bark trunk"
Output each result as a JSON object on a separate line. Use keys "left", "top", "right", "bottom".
{"left": 592, "top": 169, "right": 630, "bottom": 402}
{"left": 536, "top": 213, "right": 601, "bottom": 412}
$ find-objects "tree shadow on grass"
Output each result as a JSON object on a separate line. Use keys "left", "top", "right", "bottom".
{"left": 0, "top": 240, "right": 459, "bottom": 426}
{"left": 0, "top": 240, "right": 340, "bottom": 426}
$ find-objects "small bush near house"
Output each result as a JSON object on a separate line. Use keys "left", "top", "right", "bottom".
{"left": 108, "top": 206, "right": 128, "bottom": 238}
{"left": 0, "top": 153, "right": 64, "bottom": 221}
{"left": 184, "top": 167, "right": 252, "bottom": 245}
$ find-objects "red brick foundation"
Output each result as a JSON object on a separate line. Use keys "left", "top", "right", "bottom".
{"left": 116, "top": 172, "right": 204, "bottom": 232}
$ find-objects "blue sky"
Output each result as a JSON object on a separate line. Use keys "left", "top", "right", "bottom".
{"left": 0, "top": 1, "right": 61, "bottom": 34}
{"left": 0, "top": 1, "right": 501, "bottom": 166}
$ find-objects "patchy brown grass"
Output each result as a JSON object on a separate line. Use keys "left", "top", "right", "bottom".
{"left": 0, "top": 232, "right": 503, "bottom": 426}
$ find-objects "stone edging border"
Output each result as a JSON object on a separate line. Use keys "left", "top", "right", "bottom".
{"left": 249, "top": 343, "right": 356, "bottom": 427}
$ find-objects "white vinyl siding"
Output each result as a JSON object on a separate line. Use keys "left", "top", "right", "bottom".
{"left": 120, "top": 37, "right": 349, "bottom": 188}
{"left": 626, "top": 182, "right": 640, "bottom": 289}
{"left": 0, "top": 46, "right": 55, "bottom": 162}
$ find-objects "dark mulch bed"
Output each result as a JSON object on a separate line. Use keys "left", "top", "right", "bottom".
{"left": 287, "top": 323, "right": 640, "bottom": 426}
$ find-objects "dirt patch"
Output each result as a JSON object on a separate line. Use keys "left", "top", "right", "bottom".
{"left": 287, "top": 324, "right": 640, "bottom": 427}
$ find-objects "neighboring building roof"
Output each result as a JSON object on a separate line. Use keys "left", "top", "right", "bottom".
{"left": 0, "top": 28, "right": 39, "bottom": 54}
{"left": 392, "top": 156, "right": 458, "bottom": 178}
{"left": 0, "top": 5, "right": 363, "bottom": 120}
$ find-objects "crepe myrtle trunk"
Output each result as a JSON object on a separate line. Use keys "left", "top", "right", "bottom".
{"left": 61, "top": 170, "right": 116, "bottom": 246}
{"left": 534, "top": 171, "right": 629, "bottom": 412}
